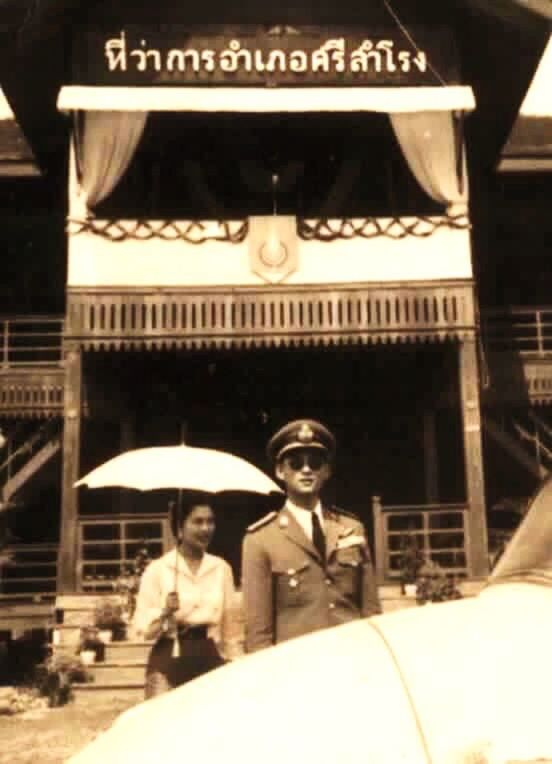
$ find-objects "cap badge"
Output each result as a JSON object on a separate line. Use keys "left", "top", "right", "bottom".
{"left": 297, "top": 424, "right": 314, "bottom": 444}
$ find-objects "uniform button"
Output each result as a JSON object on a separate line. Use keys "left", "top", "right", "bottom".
{"left": 329, "top": 603, "right": 335, "bottom": 610}
{"left": 325, "top": 579, "right": 332, "bottom": 585}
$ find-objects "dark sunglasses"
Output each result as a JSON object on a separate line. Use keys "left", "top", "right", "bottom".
{"left": 285, "top": 451, "right": 327, "bottom": 471}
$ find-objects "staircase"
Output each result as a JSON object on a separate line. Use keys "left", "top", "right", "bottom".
{"left": 0, "top": 420, "right": 61, "bottom": 504}
{"left": 53, "top": 594, "right": 148, "bottom": 703}
{"left": 73, "top": 640, "right": 150, "bottom": 703}
{"left": 483, "top": 410, "right": 552, "bottom": 481}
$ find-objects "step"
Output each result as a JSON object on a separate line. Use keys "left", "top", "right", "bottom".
{"left": 71, "top": 683, "right": 144, "bottom": 705}
{"left": 104, "top": 641, "right": 153, "bottom": 662}
{"left": 88, "top": 661, "right": 146, "bottom": 684}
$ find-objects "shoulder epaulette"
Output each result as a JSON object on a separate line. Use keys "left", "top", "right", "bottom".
{"left": 246, "top": 511, "right": 278, "bottom": 533}
{"left": 330, "top": 505, "right": 360, "bottom": 522}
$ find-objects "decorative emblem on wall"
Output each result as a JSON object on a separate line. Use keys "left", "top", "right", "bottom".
{"left": 248, "top": 215, "right": 298, "bottom": 284}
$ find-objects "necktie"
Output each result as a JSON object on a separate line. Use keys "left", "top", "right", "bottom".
{"left": 312, "top": 512, "right": 326, "bottom": 562}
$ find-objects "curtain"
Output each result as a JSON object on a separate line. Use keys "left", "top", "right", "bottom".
{"left": 73, "top": 110, "right": 147, "bottom": 215}
{"left": 390, "top": 111, "right": 468, "bottom": 213}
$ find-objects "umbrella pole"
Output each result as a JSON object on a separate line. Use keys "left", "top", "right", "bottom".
{"left": 171, "top": 489, "right": 182, "bottom": 658}
{"left": 171, "top": 423, "right": 187, "bottom": 658}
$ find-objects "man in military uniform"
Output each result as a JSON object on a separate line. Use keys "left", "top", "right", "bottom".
{"left": 241, "top": 419, "right": 381, "bottom": 653}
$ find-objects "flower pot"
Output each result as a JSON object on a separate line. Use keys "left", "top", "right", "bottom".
{"left": 404, "top": 584, "right": 418, "bottom": 598}
{"left": 80, "top": 650, "right": 96, "bottom": 666}
{"left": 98, "top": 629, "right": 113, "bottom": 644}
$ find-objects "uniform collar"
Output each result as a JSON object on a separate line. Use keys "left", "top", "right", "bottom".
{"left": 285, "top": 499, "right": 324, "bottom": 526}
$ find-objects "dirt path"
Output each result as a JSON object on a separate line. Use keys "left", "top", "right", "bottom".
{"left": 0, "top": 695, "right": 137, "bottom": 764}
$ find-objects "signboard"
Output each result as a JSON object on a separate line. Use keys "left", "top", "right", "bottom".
{"left": 72, "top": 25, "right": 459, "bottom": 87}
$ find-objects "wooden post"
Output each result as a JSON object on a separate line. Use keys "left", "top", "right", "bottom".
{"left": 423, "top": 410, "right": 439, "bottom": 504}
{"left": 371, "top": 495, "right": 385, "bottom": 584}
{"left": 459, "top": 338, "right": 489, "bottom": 578}
{"left": 57, "top": 344, "right": 82, "bottom": 593}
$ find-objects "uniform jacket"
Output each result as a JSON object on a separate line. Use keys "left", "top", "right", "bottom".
{"left": 241, "top": 506, "right": 381, "bottom": 652}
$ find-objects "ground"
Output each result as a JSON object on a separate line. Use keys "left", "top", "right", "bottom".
{"left": 0, "top": 695, "right": 137, "bottom": 764}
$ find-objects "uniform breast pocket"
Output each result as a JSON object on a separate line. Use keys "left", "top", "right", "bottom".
{"left": 274, "top": 567, "right": 309, "bottom": 608}
{"left": 335, "top": 546, "right": 363, "bottom": 567}
{"left": 333, "top": 549, "right": 362, "bottom": 598}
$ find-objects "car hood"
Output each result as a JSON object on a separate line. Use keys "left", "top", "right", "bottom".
{"left": 68, "top": 580, "right": 552, "bottom": 764}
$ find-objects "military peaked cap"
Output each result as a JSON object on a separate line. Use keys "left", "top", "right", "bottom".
{"left": 267, "top": 419, "right": 336, "bottom": 464}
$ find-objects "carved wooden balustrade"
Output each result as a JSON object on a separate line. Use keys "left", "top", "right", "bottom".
{"left": 66, "top": 282, "right": 476, "bottom": 349}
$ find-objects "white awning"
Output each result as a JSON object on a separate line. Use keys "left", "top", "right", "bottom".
{"left": 520, "top": 35, "right": 552, "bottom": 117}
{"left": 58, "top": 85, "right": 475, "bottom": 114}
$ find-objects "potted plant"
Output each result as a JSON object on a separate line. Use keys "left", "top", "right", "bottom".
{"left": 35, "top": 649, "right": 93, "bottom": 707}
{"left": 93, "top": 597, "right": 126, "bottom": 642}
{"left": 114, "top": 545, "right": 152, "bottom": 624}
{"left": 78, "top": 626, "right": 105, "bottom": 663}
{"left": 397, "top": 533, "right": 425, "bottom": 596}
{"left": 415, "top": 559, "right": 463, "bottom": 605}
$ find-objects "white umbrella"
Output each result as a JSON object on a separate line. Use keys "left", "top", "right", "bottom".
{"left": 75, "top": 445, "right": 282, "bottom": 495}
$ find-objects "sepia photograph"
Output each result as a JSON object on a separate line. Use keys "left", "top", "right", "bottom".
{"left": 0, "top": 0, "right": 551, "bottom": 761}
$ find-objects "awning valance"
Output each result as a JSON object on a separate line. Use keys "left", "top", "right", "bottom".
{"left": 57, "top": 85, "right": 476, "bottom": 114}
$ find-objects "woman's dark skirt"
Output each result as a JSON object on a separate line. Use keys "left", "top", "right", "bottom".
{"left": 145, "top": 627, "right": 224, "bottom": 699}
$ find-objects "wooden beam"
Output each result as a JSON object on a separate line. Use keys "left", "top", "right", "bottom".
{"left": 459, "top": 338, "right": 489, "bottom": 577}
{"left": 57, "top": 344, "right": 82, "bottom": 593}
{"left": 371, "top": 495, "right": 385, "bottom": 585}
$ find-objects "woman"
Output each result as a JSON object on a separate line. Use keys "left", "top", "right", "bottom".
{"left": 133, "top": 492, "right": 242, "bottom": 699}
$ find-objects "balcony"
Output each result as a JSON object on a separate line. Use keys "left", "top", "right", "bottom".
{"left": 0, "top": 316, "right": 64, "bottom": 417}
{"left": 0, "top": 306, "right": 550, "bottom": 410}
{"left": 483, "top": 307, "right": 552, "bottom": 405}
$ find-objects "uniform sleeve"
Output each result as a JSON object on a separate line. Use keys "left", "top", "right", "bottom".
{"left": 219, "top": 561, "right": 244, "bottom": 661}
{"left": 358, "top": 522, "right": 382, "bottom": 617}
{"left": 132, "top": 561, "right": 166, "bottom": 640}
{"left": 241, "top": 532, "right": 274, "bottom": 653}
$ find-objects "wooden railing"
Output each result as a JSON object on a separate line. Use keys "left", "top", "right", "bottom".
{"left": 0, "top": 316, "right": 64, "bottom": 367}
{"left": 66, "top": 283, "right": 476, "bottom": 349}
{"left": 77, "top": 514, "right": 170, "bottom": 592}
{"left": 0, "top": 307, "right": 549, "bottom": 358}
{"left": 0, "top": 543, "right": 58, "bottom": 597}
{"left": 372, "top": 497, "right": 470, "bottom": 582}
{"left": 483, "top": 307, "right": 552, "bottom": 357}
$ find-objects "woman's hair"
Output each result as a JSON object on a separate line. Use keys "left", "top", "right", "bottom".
{"left": 169, "top": 491, "right": 215, "bottom": 538}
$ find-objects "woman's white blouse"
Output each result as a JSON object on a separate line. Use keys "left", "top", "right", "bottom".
{"left": 132, "top": 550, "right": 243, "bottom": 660}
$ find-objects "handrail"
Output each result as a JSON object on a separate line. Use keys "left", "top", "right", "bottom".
{"left": 0, "top": 316, "right": 64, "bottom": 367}
{"left": 371, "top": 497, "right": 470, "bottom": 582}
{"left": 482, "top": 306, "right": 552, "bottom": 357}
{"left": 0, "top": 418, "right": 61, "bottom": 482}
{"left": 376, "top": 502, "right": 468, "bottom": 513}
{"left": 0, "top": 542, "right": 58, "bottom": 597}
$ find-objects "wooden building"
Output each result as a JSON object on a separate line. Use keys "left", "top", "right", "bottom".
{"left": 0, "top": 1, "right": 550, "bottom": 620}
